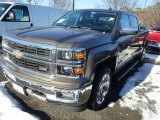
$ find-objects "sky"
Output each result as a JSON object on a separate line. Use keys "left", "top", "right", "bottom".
{"left": 74, "top": 0, "right": 100, "bottom": 9}
{"left": 42, "top": 0, "right": 153, "bottom": 9}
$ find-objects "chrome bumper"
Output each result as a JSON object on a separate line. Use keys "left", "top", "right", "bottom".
{"left": 148, "top": 42, "right": 160, "bottom": 48}
{"left": 1, "top": 57, "right": 92, "bottom": 107}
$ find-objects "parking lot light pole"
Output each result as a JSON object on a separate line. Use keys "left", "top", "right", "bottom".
{"left": 73, "top": 0, "right": 75, "bottom": 10}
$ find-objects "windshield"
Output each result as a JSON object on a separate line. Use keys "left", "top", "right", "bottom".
{"left": 54, "top": 11, "right": 117, "bottom": 33}
{"left": 0, "top": 3, "right": 11, "bottom": 17}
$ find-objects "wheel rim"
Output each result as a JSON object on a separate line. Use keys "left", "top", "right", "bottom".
{"left": 96, "top": 73, "right": 110, "bottom": 105}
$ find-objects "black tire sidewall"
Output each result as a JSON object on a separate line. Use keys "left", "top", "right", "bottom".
{"left": 89, "top": 66, "right": 112, "bottom": 111}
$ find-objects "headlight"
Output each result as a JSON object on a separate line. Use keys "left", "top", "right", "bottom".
{"left": 58, "top": 48, "right": 86, "bottom": 61}
{"left": 62, "top": 51, "right": 73, "bottom": 60}
{"left": 57, "top": 48, "right": 86, "bottom": 77}
{"left": 57, "top": 65, "right": 85, "bottom": 77}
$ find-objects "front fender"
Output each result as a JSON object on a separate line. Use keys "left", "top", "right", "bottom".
{"left": 85, "top": 42, "right": 118, "bottom": 82}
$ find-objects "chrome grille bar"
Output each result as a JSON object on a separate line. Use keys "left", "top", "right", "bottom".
{"left": 9, "top": 54, "right": 50, "bottom": 73}
{"left": 3, "top": 35, "right": 57, "bottom": 62}
{"left": 2, "top": 35, "right": 57, "bottom": 74}
{"left": 8, "top": 40, "right": 51, "bottom": 57}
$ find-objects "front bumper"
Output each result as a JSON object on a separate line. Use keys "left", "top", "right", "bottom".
{"left": 1, "top": 56, "right": 92, "bottom": 111}
{"left": 146, "top": 42, "right": 160, "bottom": 54}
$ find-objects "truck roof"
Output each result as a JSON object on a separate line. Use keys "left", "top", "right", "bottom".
{"left": 0, "top": 2, "right": 68, "bottom": 10}
{"left": 0, "top": 2, "right": 30, "bottom": 5}
{"left": 0, "top": 2, "right": 15, "bottom": 4}
{"left": 74, "top": 9, "right": 136, "bottom": 16}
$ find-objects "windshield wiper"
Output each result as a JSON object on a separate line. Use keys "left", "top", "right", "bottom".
{"left": 67, "top": 26, "right": 81, "bottom": 28}
{"left": 66, "top": 25, "right": 108, "bottom": 33}
{"left": 67, "top": 25, "right": 105, "bottom": 33}
{"left": 67, "top": 25, "right": 108, "bottom": 33}
{"left": 68, "top": 26, "right": 92, "bottom": 30}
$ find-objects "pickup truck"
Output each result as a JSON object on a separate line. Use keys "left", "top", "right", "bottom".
{"left": 146, "top": 25, "right": 160, "bottom": 53}
{"left": 1, "top": 9, "right": 148, "bottom": 111}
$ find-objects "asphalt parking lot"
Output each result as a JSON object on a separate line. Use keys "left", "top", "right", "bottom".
{"left": 0, "top": 53, "right": 160, "bottom": 120}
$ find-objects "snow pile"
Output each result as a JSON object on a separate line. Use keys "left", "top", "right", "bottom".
{"left": 108, "top": 102, "right": 116, "bottom": 108}
{"left": 120, "top": 57, "right": 160, "bottom": 119}
{"left": 0, "top": 82, "right": 39, "bottom": 120}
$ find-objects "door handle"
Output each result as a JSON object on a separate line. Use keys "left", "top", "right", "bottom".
{"left": 30, "top": 23, "right": 33, "bottom": 27}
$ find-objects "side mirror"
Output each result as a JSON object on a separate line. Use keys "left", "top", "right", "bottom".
{"left": 6, "top": 11, "right": 15, "bottom": 20}
{"left": 120, "top": 27, "right": 139, "bottom": 35}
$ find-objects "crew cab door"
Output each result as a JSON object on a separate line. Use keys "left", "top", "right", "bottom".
{"left": 117, "top": 13, "right": 139, "bottom": 67}
{"left": 2, "top": 5, "right": 32, "bottom": 31}
{"left": 128, "top": 15, "right": 144, "bottom": 56}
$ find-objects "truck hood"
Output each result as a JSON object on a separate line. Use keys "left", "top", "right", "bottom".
{"left": 7, "top": 27, "right": 113, "bottom": 48}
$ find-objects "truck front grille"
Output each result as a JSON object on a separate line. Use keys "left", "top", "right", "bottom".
{"left": 8, "top": 41, "right": 51, "bottom": 57}
{"left": 9, "top": 54, "right": 50, "bottom": 73}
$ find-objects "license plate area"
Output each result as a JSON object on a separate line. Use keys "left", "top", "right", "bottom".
{"left": 26, "top": 88, "right": 47, "bottom": 101}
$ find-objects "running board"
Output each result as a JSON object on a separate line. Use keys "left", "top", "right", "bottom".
{"left": 114, "top": 60, "right": 139, "bottom": 81}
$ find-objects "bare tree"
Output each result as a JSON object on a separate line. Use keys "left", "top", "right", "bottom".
{"left": 23, "top": 0, "right": 44, "bottom": 5}
{"left": 8, "top": 0, "right": 23, "bottom": 2}
{"left": 49, "top": 0, "right": 71, "bottom": 10}
{"left": 100, "top": 0, "right": 127, "bottom": 10}
{"left": 134, "top": 0, "right": 160, "bottom": 26}
{"left": 8, "top": 0, "right": 16, "bottom": 2}
{"left": 27, "top": 0, "right": 32, "bottom": 4}
{"left": 99, "top": 0, "right": 138, "bottom": 11}
{"left": 32, "top": 0, "right": 44, "bottom": 5}
{"left": 153, "top": 1, "right": 160, "bottom": 24}
{"left": 66, "top": 0, "right": 72, "bottom": 10}
{"left": 129, "top": 0, "right": 138, "bottom": 10}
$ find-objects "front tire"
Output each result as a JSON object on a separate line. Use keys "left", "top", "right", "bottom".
{"left": 88, "top": 66, "right": 112, "bottom": 111}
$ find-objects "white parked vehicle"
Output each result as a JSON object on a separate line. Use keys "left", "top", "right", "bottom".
{"left": 0, "top": 2, "right": 68, "bottom": 42}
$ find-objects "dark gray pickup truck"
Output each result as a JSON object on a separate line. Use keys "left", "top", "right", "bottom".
{"left": 1, "top": 9, "right": 148, "bottom": 111}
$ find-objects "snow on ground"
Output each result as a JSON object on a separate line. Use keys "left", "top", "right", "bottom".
{"left": 145, "top": 53, "right": 160, "bottom": 63}
{"left": 108, "top": 102, "right": 116, "bottom": 108}
{"left": 0, "top": 53, "right": 159, "bottom": 120}
{"left": 120, "top": 53, "right": 160, "bottom": 120}
{"left": 0, "top": 82, "right": 39, "bottom": 120}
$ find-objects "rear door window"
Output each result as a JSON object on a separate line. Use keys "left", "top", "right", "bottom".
{"left": 129, "top": 15, "right": 139, "bottom": 29}
{"left": 120, "top": 13, "right": 130, "bottom": 29}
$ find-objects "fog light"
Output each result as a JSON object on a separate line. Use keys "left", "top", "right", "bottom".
{"left": 46, "top": 93, "right": 56, "bottom": 101}
{"left": 56, "top": 92, "right": 75, "bottom": 100}
{"left": 62, "top": 66, "right": 73, "bottom": 74}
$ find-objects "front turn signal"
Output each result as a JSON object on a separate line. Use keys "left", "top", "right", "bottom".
{"left": 74, "top": 52, "right": 86, "bottom": 60}
{"left": 73, "top": 67, "right": 84, "bottom": 75}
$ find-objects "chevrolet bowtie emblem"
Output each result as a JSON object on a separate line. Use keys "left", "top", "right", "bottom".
{"left": 13, "top": 50, "right": 23, "bottom": 59}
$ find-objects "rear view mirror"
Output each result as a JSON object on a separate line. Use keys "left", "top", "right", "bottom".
{"left": 120, "top": 27, "right": 139, "bottom": 35}
{"left": 6, "top": 11, "right": 15, "bottom": 20}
